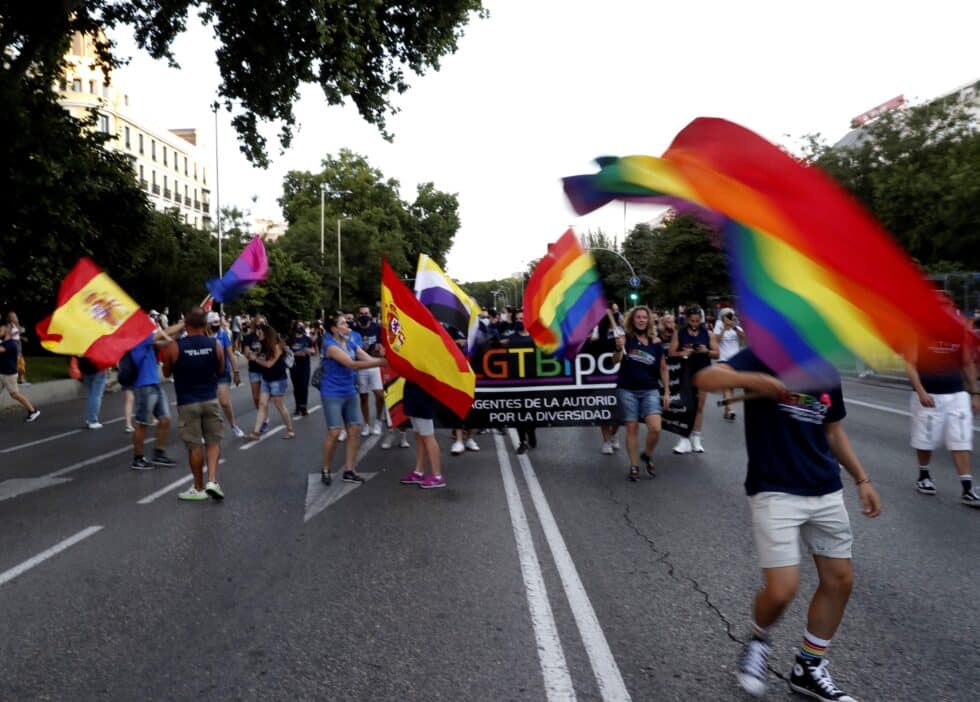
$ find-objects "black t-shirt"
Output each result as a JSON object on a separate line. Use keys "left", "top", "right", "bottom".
{"left": 677, "top": 325, "right": 712, "bottom": 373}
{"left": 918, "top": 339, "right": 964, "bottom": 394}
{"left": 262, "top": 345, "right": 288, "bottom": 382}
{"left": 403, "top": 380, "right": 436, "bottom": 420}
{"left": 0, "top": 340, "right": 18, "bottom": 375}
{"left": 243, "top": 332, "right": 262, "bottom": 373}
{"left": 616, "top": 336, "right": 665, "bottom": 391}
{"left": 724, "top": 349, "right": 846, "bottom": 497}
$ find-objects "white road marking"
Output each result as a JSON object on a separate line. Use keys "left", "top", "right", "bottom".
{"left": 0, "top": 526, "right": 103, "bottom": 587}
{"left": 44, "top": 440, "right": 155, "bottom": 479}
{"left": 137, "top": 459, "right": 227, "bottom": 504}
{"left": 0, "top": 477, "right": 73, "bottom": 502}
{"left": 0, "top": 429, "right": 82, "bottom": 454}
{"left": 508, "top": 429, "right": 632, "bottom": 702}
{"left": 494, "top": 432, "right": 577, "bottom": 702}
{"left": 240, "top": 424, "right": 286, "bottom": 449}
{"left": 846, "top": 397, "right": 980, "bottom": 433}
{"left": 303, "top": 433, "right": 382, "bottom": 522}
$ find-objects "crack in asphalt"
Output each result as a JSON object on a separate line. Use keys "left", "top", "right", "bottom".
{"left": 610, "top": 488, "right": 789, "bottom": 682}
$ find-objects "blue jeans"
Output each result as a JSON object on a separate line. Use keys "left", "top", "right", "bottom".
{"left": 82, "top": 371, "right": 107, "bottom": 424}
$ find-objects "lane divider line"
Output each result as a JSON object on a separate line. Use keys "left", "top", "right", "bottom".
{"left": 240, "top": 425, "right": 286, "bottom": 450}
{"left": 0, "top": 526, "right": 103, "bottom": 587}
{"left": 44, "top": 439, "right": 156, "bottom": 479}
{"left": 1, "top": 429, "right": 83, "bottom": 454}
{"left": 493, "top": 432, "right": 577, "bottom": 702}
{"left": 508, "top": 429, "right": 632, "bottom": 702}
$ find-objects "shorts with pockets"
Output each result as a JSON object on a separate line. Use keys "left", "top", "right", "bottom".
{"left": 357, "top": 366, "right": 383, "bottom": 393}
{"left": 617, "top": 388, "right": 662, "bottom": 422}
{"left": 323, "top": 394, "right": 363, "bottom": 429}
{"left": 910, "top": 391, "right": 973, "bottom": 452}
{"left": 748, "top": 490, "right": 853, "bottom": 569}
{"left": 134, "top": 384, "right": 171, "bottom": 425}
{"left": 177, "top": 400, "right": 224, "bottom": 447}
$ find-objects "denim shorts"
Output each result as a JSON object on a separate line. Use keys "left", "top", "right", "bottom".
{"left": 216, "top": 372, "right": 231, "bottom": 385}
{"left": 134, "top": 384, "right": 171, "bottom": 425}
{"left": 617, "top": 387, "right": 662, "bottom": 422}
{"left": 323, "top": 394, "right": 363, "bottom": 429}
{"left": 261, "top": 378, "right": 288, "bottom": 397}
{"left": 248, "top": 371, "right": 263, "bottom": 385}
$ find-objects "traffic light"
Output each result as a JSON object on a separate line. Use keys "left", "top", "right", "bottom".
{"left": 628, "top": 292, "right": 639, "bottom": 302}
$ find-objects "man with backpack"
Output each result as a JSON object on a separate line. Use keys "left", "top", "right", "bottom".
{"left": 125, "top": 318, "right": 184, "bottom": 470}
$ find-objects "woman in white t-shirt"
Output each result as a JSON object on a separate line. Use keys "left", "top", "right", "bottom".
{"left": 713, "top": 308, "right": 745, "bottom": 420}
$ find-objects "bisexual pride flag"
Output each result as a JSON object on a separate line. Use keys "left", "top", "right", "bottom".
{"left": 206, "top": 236, "right": 269, "bottom": 303}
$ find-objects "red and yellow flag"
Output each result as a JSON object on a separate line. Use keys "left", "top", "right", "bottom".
{"left": 35, "top": 258, "right": 156, "bottom": 369}
{"left": 380, "top": 259, "right": 475, "bottom": 419}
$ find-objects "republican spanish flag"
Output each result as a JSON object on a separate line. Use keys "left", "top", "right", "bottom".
{"left": 35, "top": 258, "right": 156, "bottom": 369}
{"left": 380, "top": 259, "right": 475, "bottom": 420}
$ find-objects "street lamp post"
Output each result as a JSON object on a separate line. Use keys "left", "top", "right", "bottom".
{"left": 319, "top": 184, "right": 326, "bottom": 321}
{"left": 213, "top": 104, "right": 223, "bottom": 315}
{"left": 337, "top": 218, "right": 343, "bottom": 312}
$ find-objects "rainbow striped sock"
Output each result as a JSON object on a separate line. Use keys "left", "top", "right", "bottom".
{"left": 800, "top": 630, "right": 830, "bottom": 662}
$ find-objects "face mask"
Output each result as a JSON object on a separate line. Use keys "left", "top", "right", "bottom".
{"left": 210, "top": 324, "right": 220, "bottom": 332}
{"left": 358, "top": 315, "right": 371, "bottom": 326}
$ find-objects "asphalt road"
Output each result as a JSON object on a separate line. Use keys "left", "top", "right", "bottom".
{"left": 0, "top": 376, "right": 977, "bottom": 701}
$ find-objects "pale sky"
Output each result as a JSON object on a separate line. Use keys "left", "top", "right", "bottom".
{"left": 112, "top": 0, "right": 980, "bottom": 283}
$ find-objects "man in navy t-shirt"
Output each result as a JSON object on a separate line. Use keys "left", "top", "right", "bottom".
{"left": 695, "top": 348, "right": 881, "bottom": 702}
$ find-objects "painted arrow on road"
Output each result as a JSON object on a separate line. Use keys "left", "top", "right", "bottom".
{"left": 303, "top": 433, "right": 383, "bottom": 522}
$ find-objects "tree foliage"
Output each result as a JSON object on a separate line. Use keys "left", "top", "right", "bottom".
{"left": 277, "top": 149, "right": 460, "bottom": 313}
{"left": 1, "top": 1, "right": 486, "bottom": 166}
{"left": 803, "top": 95, "right": 980, "bottom": 270}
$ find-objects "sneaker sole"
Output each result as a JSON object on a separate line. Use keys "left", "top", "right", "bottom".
{"left": 962, "top": 499, "right": 980, "bottom": 508}
{"left": 130, "top": 465, "right": 156, "bottom": 471}
{"left": 419, "top": 483, "right": 446, "bottom": 489}
{"left": 735, "top": 672, "right": 766, "bottom": 698}
{"left": 178, "top": 495, "right": 209, "bottom": 502}
{"left": 787, "top": 680, "right": 837, "bottom": 702}
{"left": 343, "top": 478, "right": 365, "bottom": 484}
{"left": 916, "top": 488, "right": 937, "bottom": 495}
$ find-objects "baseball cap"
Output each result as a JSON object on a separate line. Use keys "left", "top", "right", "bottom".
{"left": 206, "top": 311, "right": 220, "bottom": 325}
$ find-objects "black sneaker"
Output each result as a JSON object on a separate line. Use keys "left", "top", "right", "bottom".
{"left": 735, "top": 637, "right": 770, "bottom": 697}
{"left": 789, "top": 655, "right": 858, "bottom": 701}
{"left": 916, "top": 477, "right": 937, "bottom": 495}
{"left": 342, "top": 471, "right": 365, "bottom": 484}
{"left": 130, "top": 456, "right": 155, "bottom": 471}
{"left": 641, "top": 453, "right": 656, "bottom": 478}
{"left": 962, "top": 489, "right": 980, "bottom": 508}
{"left": 25, "top": 409, "right": 41, "bottom": 423}
{"left": 321, "top": 470, "right": 332, "bottom": 486}
{"left": 150, "top": 451, "right": 177, "bottom": 467}
{"left": 628, "top": 465, "right": 639, "bottom": 482}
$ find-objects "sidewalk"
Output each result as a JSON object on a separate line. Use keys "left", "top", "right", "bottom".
{"left": 0, "top": 374, "right": 127, "bottom": 413}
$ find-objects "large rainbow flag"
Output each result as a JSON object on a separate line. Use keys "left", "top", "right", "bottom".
{"left": 524, "top": 229, "right": 607, "bottom": 359}
{"left": 563, "top": 117, "right": 971, "bottom": 388}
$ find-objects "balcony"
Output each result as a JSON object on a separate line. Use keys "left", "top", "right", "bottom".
{"left": 202, "top": 202, "right": 210, "bottom": 214}
{"left": 140, "top": 179, "right": 148, "bottom": 190}
{"left": 184, "top": 196, "right": 192, "bottom": 206}
{"left": 194, "top": 200, "right": 201, "bottom": 211}
{"left": 151, "top": 184, "right": 160, "bottom": 195}
{"left": 164, "top": 189, "right": 172, "bottom": 200}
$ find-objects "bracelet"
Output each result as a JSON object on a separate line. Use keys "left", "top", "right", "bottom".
{"left": 855, "top": 477, "right": 872, "bottom": 486}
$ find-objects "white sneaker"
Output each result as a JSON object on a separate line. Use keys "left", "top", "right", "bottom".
{"left": 338, "top": 430, "right": 347, "bottom": 442}
{"left": 86, "top": 422, "right": 103, "bottom": 430}
{"left": 399, "top": 435, "right": 411, "bottom": 448}
{"left": 124, "top": 424, "right": 135, "bottom": 433}
{"left": 381, "top": 434, "right": 394, "bottom": 449}
{"left": 372, "top": 420, "right": 383, "bottom": 435}
{"left": 691, "top": 434, "right": 705, "bottom": 453}
{"left": 360, "top": 424, "right": 371, "bottom": 437}
{"left": 464, "top": 438, "right": 480, "bottom": 452}
{"left": 610, "top": 436, "right": 620, "bottom": 450}
{"left": 673, "top": 437, "right": 693, "bottom": 454}
{"left": 601, "top": 441, "right": 614, "bottom": 455}
{"left": 451, "top": 440, "right": 465, "bottom": 455}
{"left": 232, "top": 425, "right": 245, "bottom": 438}
{"left": 178, "top": 487, "right": 208, "bottom": 502}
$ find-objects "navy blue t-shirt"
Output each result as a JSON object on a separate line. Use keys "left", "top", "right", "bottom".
{"left": 289, "top": 334, "right": 314, "bottom": 370}
{"left": 616, "top": 336, "right": 665, "bottom": 391}
{"left": 918, "top": 340, "right": 964, "bottom": 394}
{"left": 356, "top": 322, "right": 382, "bottom": 355}
{"left": 677, "top": 324, "right": 712, "bottom": 373}
{"left": 174, "top": 335, "right": 220, "bottom": 405}
{"left": 403, "top": 380, "right": 437, "bottom": 420}
{"left": 724, "top": 349, "right": 846, "bottom": 497}
{"left": 0, "top": 339, "right": 18, "bottom": 375}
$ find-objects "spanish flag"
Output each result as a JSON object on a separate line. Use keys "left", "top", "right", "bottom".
{"left": 380, "top": 259, "right": 475, "bottom": 420}
{"left": 35, "top": 258, "right": 156, "bottom": 369}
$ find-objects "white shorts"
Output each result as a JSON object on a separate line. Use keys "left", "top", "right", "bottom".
{"left": 910, "top": 391, "right": 973, "bottom": 452}
{"left": 748, "top": 490, "right": 853, "bottom": 569}
{"left": 410, "top": 417, "right": 435, "bottom": 436}
{"left": 357, "top": 366, "right": 383, "bottom": 394}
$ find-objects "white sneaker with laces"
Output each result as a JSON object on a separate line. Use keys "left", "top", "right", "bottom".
{"left": 232, "top": 425, "right": 245, "bottom": 438}
{"left": 178, "top": 487, "right": 209, "bottom": 502}
{"left": 691, "top": 434, "right": 705, "bottom": 453}
{"left": 464, "top": 438, "right": 480, "bottom": 452}
{"left": 735, "top": 638, "right": 769, "bottom": 697}
{"left": 360, "top": 424, "right": 371, "bottom": 437}
{"left": 372, "top": 420, "right": 383, "bottom": 435}
{"left": 673, "top": 437, "right": 693, "bottom": 454}
{"left": 601, "top": 441, "right": 614, "bottom": 455}
{"left": 451, "top": 440, "right": 465, "bottom": 455}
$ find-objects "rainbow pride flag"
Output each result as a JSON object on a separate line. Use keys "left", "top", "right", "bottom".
{"left": 524, "top": 229, "right": 607, "bottom": 359}
{"left": 563, "top": 118, "right": 971, "bottom": 388}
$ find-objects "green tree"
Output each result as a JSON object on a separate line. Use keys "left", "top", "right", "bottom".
{"left": 243, "top": 246, "right": 320, "bottom": 330}
{"left": 2, "top": 1, "right": 485, "bottom": 166}
{"left": 803, "top": 94, "right": 980, "bottom": 269}
{"left": 642, "top": 215, "right": 730, "bottom": 308}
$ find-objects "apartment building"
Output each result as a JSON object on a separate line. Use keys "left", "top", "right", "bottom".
{"left": 57, "top": 33, "right": 213, "bottom": 230}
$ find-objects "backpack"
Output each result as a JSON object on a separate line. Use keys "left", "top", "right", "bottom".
{"left": 117, "top": 350, "right": 137, "bottom": 386}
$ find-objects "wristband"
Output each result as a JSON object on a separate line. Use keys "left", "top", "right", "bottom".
{"left": 855, "top": 477, "right": 872, "bottom": 486}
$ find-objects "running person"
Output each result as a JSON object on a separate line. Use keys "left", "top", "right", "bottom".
{"left": 318, "top": 314, "right": 387, "bottom": 485}
{"left": 906, "top": 323, "right": 980, "bottom": 507}
{"left": 695, "top": 348, "right": 881, "bottom": 701}
{"left": 162, "top": 307, "right": 225, "bottom": 501}
{"left": 612, "top": 306, "right": 671, "bottom": 481}
{"left": 669, "top": 306, "right": 718, "bottom": 453}
{"left": 207, "top": 312, "right": 244, "bottom": 438}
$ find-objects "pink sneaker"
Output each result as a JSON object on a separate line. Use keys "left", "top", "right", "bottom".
{"left": 419, "top": 474, "right": 446, "bottom": 489}
{"left": 400, "top": 470, "right": 424, "bottom": 485}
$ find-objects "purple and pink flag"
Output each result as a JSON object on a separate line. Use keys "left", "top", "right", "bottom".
{"left": 206, "top": 236, "right": 269, "bottom": 303}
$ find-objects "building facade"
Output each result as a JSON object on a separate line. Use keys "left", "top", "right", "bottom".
{"left": 57, "top": 33, "right": 212, "bottom": 230}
